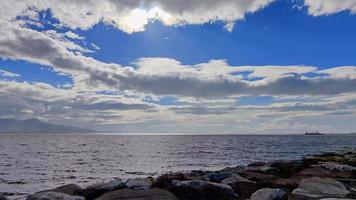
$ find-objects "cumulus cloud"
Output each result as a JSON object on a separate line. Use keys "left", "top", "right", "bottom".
{"left": 303, "top": 0, "right": 356, "bottom": 16}
{"left": 0, "top": 0, "right": 274, "bottom": 33}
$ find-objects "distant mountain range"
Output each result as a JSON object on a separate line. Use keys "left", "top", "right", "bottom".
{"left": 0, "top": 118, "right": 94, "bottom": 133}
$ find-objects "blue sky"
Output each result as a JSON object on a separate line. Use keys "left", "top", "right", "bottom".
{"left": 0, "top": 0, "right": 356, "bottom": 134}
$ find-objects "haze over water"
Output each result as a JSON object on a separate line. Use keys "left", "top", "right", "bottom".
{"left": 0, "top": 133, "right": 355, "bottom": 199}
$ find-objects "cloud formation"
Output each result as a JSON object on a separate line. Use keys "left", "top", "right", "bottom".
{"left": 304, "top": 0, "right": 356, "bottom": 16}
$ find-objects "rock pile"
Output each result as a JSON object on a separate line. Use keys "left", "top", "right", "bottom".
{"left": 5, "top": 150, "right": 355, "bottom": 200}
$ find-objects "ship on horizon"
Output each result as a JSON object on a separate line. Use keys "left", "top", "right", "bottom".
{"left": 305, "top": 131, "right": 323, "bottom": 135}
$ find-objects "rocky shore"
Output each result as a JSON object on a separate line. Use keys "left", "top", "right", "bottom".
{"left": 2, "top": 150, "right": 356, "bottom": 200}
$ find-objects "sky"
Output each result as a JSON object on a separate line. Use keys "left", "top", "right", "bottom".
{"left": 0, "top": 0, "right": 356, "bottom": 134}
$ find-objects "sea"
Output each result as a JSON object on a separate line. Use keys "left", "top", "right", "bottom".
{"left": 0, "top": 133, "right": 355, "bottom": 199}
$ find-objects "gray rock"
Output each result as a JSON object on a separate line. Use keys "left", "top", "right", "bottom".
{"left": 171, "top": 180, "right": 238, "bottom": 200}
{"left": 96, "top": 188, "right": 178, "bottom": 200}
{"left": 202, "top": 172, "right": 233, "bottom": 183}
{"left": 247, "top": 165, "right": 275, "bottom": 173}
{"left": 290, "top": 178, "right": 350, "bottom": 200}
{"left": 76, "top": 179, "right": 124, "bottom": 200}
{"left": 41, "top": 184, "right": 81, "bottom": 195}
{"left": 125, "top": 178, "right": 153, "bottom": 190}
{"left": 222, "top": 174, "right": 257, "bottom": 199}
{"left": 26, "top": 191, "right": 85, "bottom": 200}
{"left": 320, "top": 199, "right": 355, "bottom": 200}
{"left": 249, "top": 188, "right": 285, "bottom": 200}
{"left": 0, "top": 195, "right": 9, "bottom": 200}
{"left": 320, "top": 162, "right": 356, "bottom": 172}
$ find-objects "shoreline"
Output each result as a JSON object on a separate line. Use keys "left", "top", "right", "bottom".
{"left": 2, "top": 150, "right": 355, "bottom": 200}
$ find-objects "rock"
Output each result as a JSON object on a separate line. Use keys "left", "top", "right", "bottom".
{"left": 170, "top": 180, "right": 238, "bottom": 200}
{"left": 297, "top": 167, "right": 352, "bottom": 179}
{"left": 240, "top": 171, "right": 278, "bottom": 187}
{"left": 221, "top": 173, "right": 257, "bottom": 199}
{"left": 154, "top": 173, "right": 188, "bottom": 188}
{"left": 320, "top": 162, "right": 356, "bottom": 173}
{"left": 26, "top": 192, "right": 85, "bottom": 200}
{"left": 246, "top": 165, "right": 277, "bottom": 174}
{"left": 219, "top": 165, "right": 246, "bottom": 174}
{"left": 270, "top": 160, "right": 305, "bottom": 178}
{"left": 41, "top": 184, "right": 81, "bottom": 195}
{"left": 0, "top": 195, "right": 8, "bottom": 200}
{"left": 202, "top": 172, "right": 233, "bottom": 183}
{"left": 249, "top": 188, "right": 285, "bottom": 200}
{"left": 95, "top": 188, "right": 178, "bottom": 200}
{"left": 320, "top": 199, "right": 354, "bottom": 200}
{"left": 75, "top": 179, "right": 124, "bottom": 200}
{"left": 125, "top": 178, "right": 153, "bottom": 190}
{"left": 262, "top": 178, "right": 300, "bottom": 189}
{"left": 290, "top": 178, "right": 350, "bottom": 200}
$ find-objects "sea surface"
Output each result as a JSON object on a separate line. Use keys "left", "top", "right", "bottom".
{"left": 0, "top": 133, "right": 355, "bottom": 199}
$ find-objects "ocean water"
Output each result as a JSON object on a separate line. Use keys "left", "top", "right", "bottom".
{"left": 0, "top": 133, "right": 355, "bottom": 199}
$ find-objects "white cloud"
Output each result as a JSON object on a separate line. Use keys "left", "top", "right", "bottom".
{"left": 0, "top": 69, "right": 20, "bottom": 78}
{"left": 303, "top": 0, "right": 356, "bottom": 16}
{"left": 0, "top": 0, "right": 274, "bottom": 33}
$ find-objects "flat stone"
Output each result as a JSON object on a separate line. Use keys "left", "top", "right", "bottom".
{"left": 125, "top": 178, "right": 153, "bottom": 190}
{"left": 76, "top": 179, "right": 124, "bottom": 200}
{"left": 95, "top": 188, "right": 178, "bottom": 200}
{"left": 290, "top": 178, "right": 350, "bottom": 200}
{"left": 26, "top": 191, "right": 85, "bottom": 200}
{"left": 249, "top": 188, "right": 285, "bottom": 200}
{"left": 221, "top": 174, "right": 257, "bottom": 199}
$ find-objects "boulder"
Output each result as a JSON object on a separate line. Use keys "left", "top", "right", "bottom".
{"left": 170, "top": 180, "right": 238, "bottom": 200}
{"left": 262, "top": 178, "right": 300, "bottom": 189}
{"left": 125, "top": 178, "right": 153, "bottom": 190}
{"left": 290, "top": 178, "right": 350, "bottom": 200}
{"left": 221, "top": 173, "right": 257, "bottom": 198}
{"left": 270, "top": 160, "right": 305, "bottom": 178}
{"left": 202, "top": 172, "right": 233, "bottom": 183}
{"left": 26, "top": 191, "right": 85, "bottom": 200}
{"left": 297, "top": 167, "right": 352, "bottom": 179}
{"left": 249, "top": 188, "right": 285, "bottom": 200}
{"left": 153, "top": 173, "right": 188, "bottom": 188}
{"left": 41, "top": 184, "right": 81, "bottom": 195}
{"left": 0, "top": 195, "right": 8, "bottom": 200}
{"left": 240, "top": 171, "right": 278, "bottom": 187}
{"left": 75, "top": 179, "right": 124, "bottom": 200}
{"left": 95, "top": 188, "right": 178, "bottom": 200}
{"left": 320, "top": 199, "right": 354, "bottom": 200}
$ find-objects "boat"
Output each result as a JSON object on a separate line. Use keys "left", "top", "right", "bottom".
{"left": 305, "top": 131, "right": 323, "bottom": 135}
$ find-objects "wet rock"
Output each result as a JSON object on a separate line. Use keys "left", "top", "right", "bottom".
{"left": 41, "top": 184, "right": 81, "bottom": 195}
{"left": 249, "top": 188, "right": 285, "bottom": 200}
{"left": 221, "top": 173, "right": 257, "bottom": 199}
{"left": 125, "top": 178, "right": 153, "bottom": 190}
{"left": 75, "top": 179, "right": 124, "bottom": 200}
{"left": 290, "top": 177, "right": 350, "bottom": 200}
{"left": 202, "top": 172, "right": 233, "bottom": 183}
{"left": 169, "top": 180, "right": 238, "bottom": 200}
{"left": 26, "top": 191, "right": 84, "bottom": 200}
{"left": 96, "top": 188, "right": 178, "bottom": 200}
{"left": 219, "top": 165, "right": 246, "bottom": 174}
